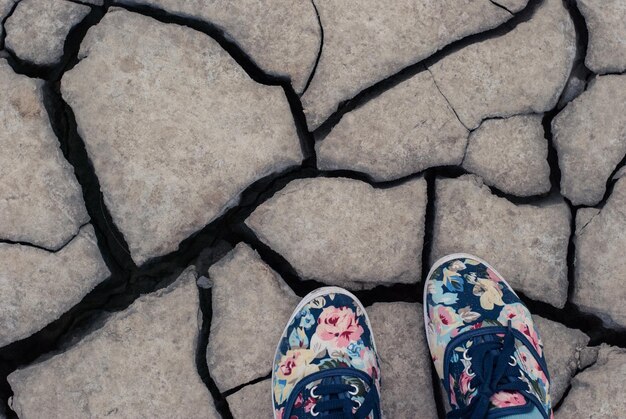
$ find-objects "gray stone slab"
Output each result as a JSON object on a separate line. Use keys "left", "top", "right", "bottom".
{"left": 8, "top": 267, "right": 217, "bottom": 418}
{"left": 302, "top": 0, "right": 525, "bottom": 129}
{"left": 317, "top": 69, "right": 468, "bottom": 181}
{"left": 206, "top": 243, "right": 299, "bottom": 392}
{"left": 429, "top": 0, "right": 576, "bottom": 129}
{"left": 553, "top": 74, "right": 626, "bottom": 206}
{"left": 116, "top": 0, "right": 320, "bottom": 93}
{"left": 462, "top": 115, "right": 551, "bottom": 197}
{"left": 573, "top": 176, "right": 626, "bottom": 328}
{"left": 0, "top": 0, "right": 17, "bottom": 39}
{"left": 246, "top": 177, "right": 427, "bottom": 289}
{"left": 0, "top": 225, "right": 109, "bottom": 347}
{"left": 431, "top": 175, "right": 571, "bottom": 308}
{"left": 61, "top": 9, "right": 303, "bottom": 265}
{"left": 367, "top": 302, "right": 438, "bottom": 418}
{"left": 557, "top": 345, "right": 625, "bottom": 417}
{"left": 0, "top": 60, "right": 89, "bottom": 250}
{"left": 5, "top": 0, "right": 90, "bottom": 66}
{"left": 534, "top": 316, "right": 597, "bottom": 404}
{"left": 227, "top": 379, "right": 273, "bottom": 419}
{"left": 577, "top": 0, "right": 626, "bottom": 74}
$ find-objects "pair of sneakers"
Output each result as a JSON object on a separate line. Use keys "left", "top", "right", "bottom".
{"left": 272, "top": 254, "right": 552, "bottom": 419}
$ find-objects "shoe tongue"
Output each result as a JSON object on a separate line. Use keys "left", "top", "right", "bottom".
{"left": 445, "top": 331, "right": 529, "bottom": 412}
{"left": 287, "top": 372, "right": 370, "bottom": 417}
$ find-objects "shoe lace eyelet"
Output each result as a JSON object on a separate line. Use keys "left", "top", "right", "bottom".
{"left": 349, "top": 384, "right": 359, "bottom": 395}
{"left": 310, "top": 404, "right": 319, "bottom": 416}
{"left": 310, "top": 385, "right": 320, "bottom": 399}
{"left": 353, "top": 398, "right": 362, "bottom": 409}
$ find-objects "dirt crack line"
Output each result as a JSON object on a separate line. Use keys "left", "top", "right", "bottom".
{"left": 312, "top": 0, "right": 545, "bottom": 139}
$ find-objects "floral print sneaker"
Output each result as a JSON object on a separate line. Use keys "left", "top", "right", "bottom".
{"left": 424, "top": 254, "right": 552, "bottom": 419}
{"left": 272, "top": 286, "right": 381, "bottom": 418}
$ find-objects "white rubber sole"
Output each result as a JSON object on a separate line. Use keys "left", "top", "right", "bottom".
{"left": 422, "top": 252, "right": 518, "bottom": 351}
{"left": 271, "top": 286, "right": 378, "bottom": 418}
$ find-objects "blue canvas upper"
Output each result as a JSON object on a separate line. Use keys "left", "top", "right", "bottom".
{"left": 424, "top": 255, "right": 553, "bottom": 419}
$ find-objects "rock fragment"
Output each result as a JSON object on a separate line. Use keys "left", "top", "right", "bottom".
{"left": 534, "top": 316, "right": 597, "bottom": 404}
{"left": 0, "top": 225, "right": 109, "bottom": 347}
{"left": 62, "top": 9, "right": 302, "bottom": 265}
{"left": 577, "top": 0, "right": 626, "bottom": 74}
{"left": 5, "top": 0, "right": 90, "bottom": 66}
{"left": 431, "top": 175, "right": 570, "bottom": 307}
{"left": 116, "top": 0, "right": 320, "bottom": 93}
{"left": 557, "top": 345, "right": 625, "bottom": 417}
{"left": 462, "top": 115, "right": 551, "bottom": 196}
{"left": 227, "top": 380, "right": 273, "bottom": 419}
{"left": 302, "top": 0, "right": 526, "bottom": 129}
{"left": 367, "top": 302, "right": 438, "bottom": 418}
{"left": 317, "top": 69, "right": 468, "bottom": 181}
{"left": 429, "top": 0, "right": 576, "bottom": 129}
{"left": 8, "top": 267, "right": 217, "bottom": 418}
{"left": 0, "top": 60, "right": 88, "bottom": 250}
{"left": 573, "top": 176, "right": 626, "bottom": 328}
{"left": 206, "top": 244, "right": 299, "bottom": 392}
{"left": 552, "top": 74, "right": 626, "bottom": 206}
{"left": 0, "top": 0, "right": 17, "bottom": 39}
{"left": 246, "top": 177, "right": 427, "bottom": 288}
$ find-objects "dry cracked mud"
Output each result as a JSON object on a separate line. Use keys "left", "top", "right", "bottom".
{"left": 0, "top": 0, "right": 624, "bottom": 418}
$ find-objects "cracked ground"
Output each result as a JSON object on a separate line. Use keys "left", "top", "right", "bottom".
{"left": 0, "top": 0, "right": 625, "bottom": 417}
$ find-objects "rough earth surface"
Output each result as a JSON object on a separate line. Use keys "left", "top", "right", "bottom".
{"left": 0, "top": 0, "right": 623, "bottom": 417}
{"left": 62, "top": 9, "right": 302, "bottom": 265}
{"left": 573, "top": 176, "right": 626, "bottom": 328}
{"left": 553, "top": 74, "right": 626, "bottom": 206}
{"left": 557, "top": 345, "right": 626, "bottom": 417}
{"left": 116, "top": 0, "right": 320, "bottom": 93}
{"left": 462, "top": 115, "right": 551, "bottom": 197}
{"left": 7, "top": 267, "right": 219, "bottom": 418}
{"left": 246, "top": 177, "right": 427, "bottom": 288}
{"left": 577, "top": 0, "right": 626, "bottom": 74}
{"left": 302, "top": 0, "right": 525, "bottom": 129}
{"left": 0, "top": 0, "right": 17, "bottom": 40}
{"left": 205, "top": 243, "right": 299, "bottom": 392}
{"left": 429, "top": 0, "right": 576, "bottom": 129}
{"left": 0, "top": 60, "right": 88, "bottom": 250}
{"left": 534, "top": 316, "right": 598, "bottom": 404}
{"left": 367, "top": 302, "right": 438, "bottom": 418}
{"left": 431, "top": 175, "right": 571, "bottom": 308}
{"left": 5, "top": 0, "right": 91, "bottom": 66}
{"left": 226, "top": 379, "right": 273, "bottom": 419}
{"left": 0, "top": 225, "right": 109, "bottom": 347}
{"left": 317, "top": 69, "right": 468, "bottom": 181}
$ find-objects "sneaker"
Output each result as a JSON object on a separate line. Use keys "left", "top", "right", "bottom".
{"left": 272, "top": 286, "right": 382, "bottom": 418}
{"left": 424, "top": 254, "right": 552, "bottom": 419}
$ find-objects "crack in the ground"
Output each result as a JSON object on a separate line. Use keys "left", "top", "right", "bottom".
{"left": 489, "top": 0, "right": 515, "bottom": 15}
{"left": 300, "top": 0, "right": 324, "bottom": 96}
{"left": 109, "top": 1, "right": 286, "bottom": 88}
{"left": 2, "top": 0, "right": 625, "bottom": 416}
{"left": 196, "top": 264, "right": 236, "bottom": 419}
{"left": 108, "top": 1, "right": 316, "bottom": 169}
{"left": 2, "top": 4, "right": 105, "bottom": 80}
{"left": 0, "top": 221, "right": 90, "bottom": 253}
{"left": 222, "top": 374, "right": 271, "bottom": 399}
{"left": 312, "top": 0, "right": 545, "bottom": 140}
{"left": 552, "top": 351, "right": 599, "bottom": 412}
{"left": 426, "top": 67, "right": 469, "bottom": 130}
{"left": 0, "top": 0, "right": 20, "bottom": 52}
